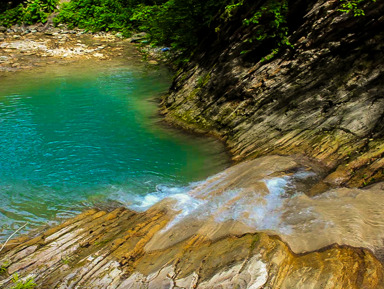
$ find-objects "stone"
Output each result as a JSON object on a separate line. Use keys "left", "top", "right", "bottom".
{"left": 0, "top": 206, "right": 382, "bottom": 288}
{"left": 161, "top": 0, "right": 384, "bottom": 187}
{"left": 0, "top": 56, "right": 9, "bottom": 63}
{"left": 129, "top": 32, "right": 147, "bottom": 43}
{"left": 0, "top": 157, "right": 384, "bottom": 288}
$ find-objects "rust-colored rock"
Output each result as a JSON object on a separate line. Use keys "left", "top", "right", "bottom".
{"left": 0, "top": 206, "right": 383, "bottom": 289}
{"left": 1, "top": 156, "right": 384, "bottom": 288}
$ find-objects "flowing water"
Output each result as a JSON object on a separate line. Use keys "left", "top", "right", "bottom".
{"left": 2, "top": 60, "right": 384, "bottom": 260}
{"left": 0, "top": 60, "right": 230, "bottom": 239}
{"left": 143, "top": 155, "right": 384, "bottom": 261}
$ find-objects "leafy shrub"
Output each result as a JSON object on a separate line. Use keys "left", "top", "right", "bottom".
{"left": 338, "top": 0, "right": 376, "bottom": 16}
{"left": 0, "top": 0, "right": 58, "bottom": 26}
{"left": 10, "top": 273, "right": 37, "bottom": 289}
{"left": 221, "top": 0, "right": 292, "bottom": 62}
{"left": 54, "top": 0, "right": 132, "bottom": 32}
{"left": 243, "top": 0, "right": 291, "bottom": 47}
{"left": 129, "top": 0, "right": 229, "bottom": 51}
{"left": 0, "top": 261, "right": 10, "bottom": 274}
{"left": 54, "top": 0, "right": 229, "bottom": 50}
{"left": 0, "top": 5, "right": 23, "bottom": 27}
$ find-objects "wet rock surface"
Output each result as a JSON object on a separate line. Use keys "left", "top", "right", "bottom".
{"left": 162, "top": 0, "right": 384, "bottom": 189}
{"left": 1, "top": 155, "right": 384, "bottom": 288}
{"left": 0, "top": 207, "right": 383, "bottom": 289}
{"left": 2, "top": 1, "right": 384, "bottom": 286}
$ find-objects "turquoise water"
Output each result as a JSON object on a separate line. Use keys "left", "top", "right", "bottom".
{"left": 0, "top": 60, "right": 229, "bottom": 239}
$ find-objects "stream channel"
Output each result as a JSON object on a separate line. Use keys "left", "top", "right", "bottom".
{"left": 0, "top": 59, "right": 230, "bottom": 240}
{"left": 2, "top": 58, "right": 384, "bottom": 264}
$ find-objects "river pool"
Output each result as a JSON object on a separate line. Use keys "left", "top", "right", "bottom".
{"left": 0, "top": 60, "right": 229, "bottom": 239}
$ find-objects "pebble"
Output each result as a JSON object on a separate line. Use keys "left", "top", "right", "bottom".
{"left": 0, "top": 28, "right": 161, "bottom": 73}
{"left": 0, "top": 56, "right": 9, "bottom": 62}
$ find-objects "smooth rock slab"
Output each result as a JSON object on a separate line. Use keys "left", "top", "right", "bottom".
{"left": 0, "top": 206, "right": 383, "bottom": 288}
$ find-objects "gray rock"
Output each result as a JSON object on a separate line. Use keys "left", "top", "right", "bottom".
{"left": 129, "top": 32, "right": 147, "bottom": 42}
{"left": 0, "top": 56, "right": 9, "bottom": 63}
{"left": 162, "top": 0, "right": 384, "bottom": 186}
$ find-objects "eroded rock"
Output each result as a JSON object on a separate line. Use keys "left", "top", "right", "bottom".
{"left": 0, "top": 207, "right": 383, "bottom": 289}
{"left": 161, "top": 0, "right": 384, "bottom": 188}
{"left": 1, "top": 156, "right": 384, "bottom": 288}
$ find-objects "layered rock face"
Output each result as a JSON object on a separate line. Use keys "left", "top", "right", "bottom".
{"left": 162, "top": 0, "right": 384, "bottom": 188}
{"left": 1, "top": 204, "right": 383, "bottom": 288}
{"left": 1, "top": 156, "right": 384, "bottom": 288}
{"left": 2, "top": 1, "right": 384, "bottom": 287}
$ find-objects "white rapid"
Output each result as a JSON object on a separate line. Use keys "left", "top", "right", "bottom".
{"left": 135, "top": 155, "right": 384, "bottom": 261}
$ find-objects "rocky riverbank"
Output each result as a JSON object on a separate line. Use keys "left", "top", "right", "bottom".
{"left": 0, "top": 24, "right": 160, "bottom": 74}
{"left": 2, "top": 0, "right": 384, "bottom": 287}
{"left": 162, "top": 0, "right": 384, "bottom": 191}
{"left": 1, "top": 156, "right": 384, "bottom": 288}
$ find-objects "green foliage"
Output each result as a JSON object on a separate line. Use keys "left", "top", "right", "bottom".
{"left": 10, "top": 273, "right": 37, "bottom": 289}
{"left": 223, "top": 0, "right": 292, "bottom": 62}
{"left": 196, "top": 72, "right": 211, "bottom": 87}
{"left": 224, "top": 0, "right": 243, "bottom": 18}
{"left": 0, "top": 5, "right": 23, "bottom": 27}
{"left": 61, "top": 255, "right": 71, "bottom": 265}
{"left": 0, "top": 0, "right": 58, "bottom": 26}
{"left": 0, "top": 0, "right": 379, "bottom": 61}
{"left": 54, "top": 0, "right": 134, "bottom": 33}
{"left": 260, "top": 47, "right": 279, "bottom": 63}
{"left": 0, "top": 261, "right": 10, "bottom": 274}
{"left": 129, "top": 0, "right": 228, "bottom": 51}
{"left": 54, "top": 0, "right": 229, "bottom": 51}
{"left": 243, "top": 0, "right": 291, "bottom": 47}
{"left": 339, "top": 0, "right": 376, "bottom": 16}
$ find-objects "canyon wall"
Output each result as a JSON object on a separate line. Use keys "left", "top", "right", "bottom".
{"left": 162, "top": 0, "right": 384, "bottom": 189}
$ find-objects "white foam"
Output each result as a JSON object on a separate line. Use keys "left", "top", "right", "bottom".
{"left": 163, "top": 193, "right": 205, "bottom": 230}
{"left": 107, "top": 160, "right": 384, "bottom": 257}
{"left": 145, "top": 175, "right": 296, "bottom": 234}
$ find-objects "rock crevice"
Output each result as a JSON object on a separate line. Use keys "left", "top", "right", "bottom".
{"left": 162, "top": 0, "right": 384, "bottom": 188}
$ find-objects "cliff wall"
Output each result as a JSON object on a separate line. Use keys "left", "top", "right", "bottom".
{"left": 162, "top": 0, "right": 384, "bottom": 189}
